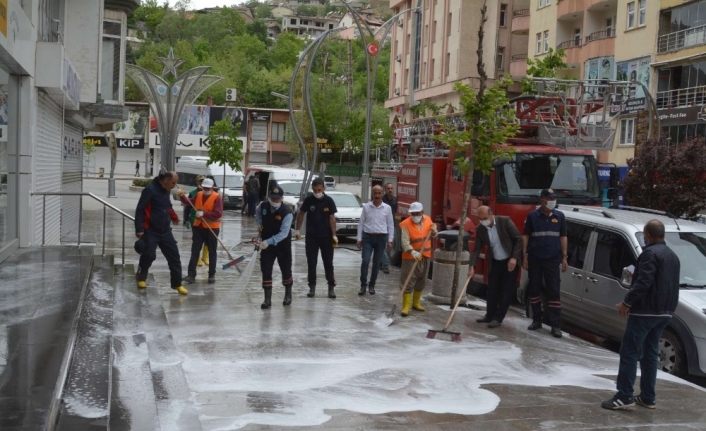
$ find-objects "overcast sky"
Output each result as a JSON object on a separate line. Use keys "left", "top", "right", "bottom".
{"left": 165, "top": 0, "right": 250, "bottom": 9}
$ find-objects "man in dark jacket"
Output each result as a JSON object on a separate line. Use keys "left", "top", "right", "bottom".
{"left": 134, "top": 171, "right": 188, "bottom": 295}
{"left": 469, "top": 206, "right": 522, "bottom": 328}
{"left": 602, "top": 219, "right": 680, "bottom": 410}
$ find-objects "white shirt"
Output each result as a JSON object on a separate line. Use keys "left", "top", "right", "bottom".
{"left": 356, "top": 201, "right": 395, "bottom": 242}
{"left": 487, "top": 222, "right": 510, "bottom": 260}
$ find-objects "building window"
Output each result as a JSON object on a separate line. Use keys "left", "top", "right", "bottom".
{"left": 432, "top": 20, "right": 437, "bottom": 43}
{"left": 620, "top": 118, "right": 635, "bottom": 145}
{"left": 446, "top": 52, "right": 450, "bottom": 76}
{"left": 538, "top": 0, "right": 551, "bottom": 8}
{"left": 626, "top": 2, "right": 636, "bottom": 29}
{"left": 101, "top": 19, "right": 123, "bottom": 102}
{"left": 290, "top": 18, "right": 296, "bottom": 25}
{"left": 638, "top": 0, "right": 646, "bottom": 26}
{"left": 536, "top": 32, "right": 542, "bottom": 54}
{"left": 447, "top": 12, "right": 452, "bottom": 37}
{"left": 497, "top": 47, "right": 505, "bottom": 70}
{"left": 543, "top": 30, "right": 549, "bottom": 53}
{"left": 499, "top": 4, "right": 508, "bottom": 27}
{"left": 271, "top": 122, "right": 287, "bottom": 142}
{"left": 430, "top": 58, "right": 435, "bottom": 82}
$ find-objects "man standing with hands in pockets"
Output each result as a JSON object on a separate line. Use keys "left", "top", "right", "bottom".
{"left": 356, "top": 185, "right": 395, "bottom": 296}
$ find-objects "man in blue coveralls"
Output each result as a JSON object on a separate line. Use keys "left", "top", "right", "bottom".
{"left": 522, "top": 188, "right": 568, "bottom": 338}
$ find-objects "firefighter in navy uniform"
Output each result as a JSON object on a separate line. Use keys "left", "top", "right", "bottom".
{"left": 256, "top": 185, "right": 294, "bottom": 309}
{"left": 522, "top": 188, "right": 568, "bottom": 338}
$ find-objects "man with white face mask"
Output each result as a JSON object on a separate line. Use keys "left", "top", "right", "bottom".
{"left": 179, "top": 177, "right": 223, "bottom": 285}
{"left": 468, "top": 206, "right": 522, "bottom": 328}
{"left": 257, "top": 184, "right": 294, "bottom": 309}
{"left": 398, "top": 202, "right": 437, "bottom": 316}
{"left": 522, "top": 188, "right": 568, "bottom": 337}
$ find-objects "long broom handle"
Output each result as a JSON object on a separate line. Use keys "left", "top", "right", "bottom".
{"left": 442, "top": 274, "right": 473, "bottom": 331}
{"left": 182, "top": 194, "right": 235, "bottom": 261}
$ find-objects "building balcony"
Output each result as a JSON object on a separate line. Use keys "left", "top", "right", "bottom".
{"left": 581, "top": 30, "right": 615, "bottom": 58}
{"left": 510, "top": 54, "right": 528, "bottom": 77}
{"left": 104, "top": 0, "right": 139, "bottom": 13}
{"left": 511, "top": 9, "right": 529, "bottom": 34}
{"left": 585, "top": 28, "right": 615, "bottom": 44}
{"left": 656, "top": 85, "right": 706, "bottom": 109}
{"left": 657, "top": 24, "right": 706, "bottom": 53}
{"left": 557, "top": 0, "right": 586, "bottom": 20}
{"left": 556, "top": 39, "right": 582, "bottom": 67}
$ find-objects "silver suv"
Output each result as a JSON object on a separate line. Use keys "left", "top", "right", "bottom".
{"left": 521, "top": 205, "right": 706, "bottom": 377}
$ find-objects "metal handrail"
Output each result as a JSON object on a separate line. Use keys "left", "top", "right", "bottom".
{"left": 557, "top": 39, "right": 581, "bottom": 49}
{"left": 31, "top": 192, "right": 135, "bottom": 265}
{"left": 511, "top": 53, "right": 528, "bottom": 61}
{"left": 585, "top": 28, "right": 614, "bottom": 43}
{"left": 655, "top": 85, "right": 706, "bottom": 109}
{"left": 513, "top": 8, "right": 529, "bottom": 17}
{"left": 658, "top": 23, "right": 706, "bottom": 53}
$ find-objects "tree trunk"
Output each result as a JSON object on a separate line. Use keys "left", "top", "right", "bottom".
{"left": 450, "top": 1, "right": 487, "bottom": 307}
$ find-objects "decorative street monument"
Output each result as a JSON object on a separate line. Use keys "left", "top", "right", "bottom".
{"left": 126, "top": 48, "right": 222, "bottom": 172}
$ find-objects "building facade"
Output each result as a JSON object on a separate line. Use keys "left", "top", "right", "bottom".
{"left": 385, "top": 0, "right": 528, "bottom": 150}
{"left": 0, "top": 0, "right": 136, "bottom": 263}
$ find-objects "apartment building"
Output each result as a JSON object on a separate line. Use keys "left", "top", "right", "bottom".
{"left": 385, "top": 0, "right": 528, "bottom": 150}
{"left": 0, "top": 0, "right": 136, "bottom": 262}
{"left": 281, "top": 14, "right": 338, "bottom": 37}
{"left": 654, "top": 0, "right": 706, "bottom": 145}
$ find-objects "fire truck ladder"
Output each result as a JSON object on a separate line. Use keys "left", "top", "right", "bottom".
{"left": 514, "top": 78, "right": 657, "bottom": 150}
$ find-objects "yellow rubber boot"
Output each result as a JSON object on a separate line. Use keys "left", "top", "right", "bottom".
{"left": 136, "top": 280, "right": 147, "bottom": 289}
{"left": 176, "top": 285, "right": 188, "bottom": 296}
{"left": 201, "top": 245, "right": 209, "bottom": 266}
{"left": 412, "top": 290, "right": 426, "bottom": 312}
{"left": 401, "top": 292, "right": 412, "bottom": 317}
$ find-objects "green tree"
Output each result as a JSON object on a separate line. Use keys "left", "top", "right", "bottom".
{"left": 207, "top": 119, "right": 244, "bottom": 188}
{"left": 440, "top": 2, "right": 519, "bottom": 303}
{"left": 522, "top": 48, "right": 567, "bottom": 92}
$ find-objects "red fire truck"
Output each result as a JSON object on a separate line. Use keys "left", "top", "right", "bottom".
{"left": 373, "top": 79, "right": 639, "bottom": 269}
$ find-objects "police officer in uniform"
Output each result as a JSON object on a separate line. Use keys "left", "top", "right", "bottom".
{"left": 256, "top": 184, "right": 294, "bottom": 309}
{"left": 294, "top": 177, "right": 338, "bottom": 299}
{"left": 522, "top": 188, "right": 568, "bottom": 337}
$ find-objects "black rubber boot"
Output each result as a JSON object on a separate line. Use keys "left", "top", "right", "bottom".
{"left": 261, "top": 287, "right": 272, "bottom": 309}
{"left": 358, "top": 285, "right": 367, "bottom": 296}
{"left": 283, "top": 285, "right": 292, "bottom": 306}
{"left": 307, "top": 286, "right": 315, "bottom": 298}
{"left": 328, "top": 286, "right": 336, "bottom": 299}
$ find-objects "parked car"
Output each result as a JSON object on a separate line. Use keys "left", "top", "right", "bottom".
{"left": 324, "top": 175, "right": 336, "bottom": 190}
{"left": 275, "top": 180, "right": 305, "bottom": 210}
{"left": 519, "top": 205, "right": 706, "bottom": 377}
{"left": 328, "top": 191, "right": 362, "bottom": 237}
{"left": 175, "top": 156, "right": 244, "bottom": 209}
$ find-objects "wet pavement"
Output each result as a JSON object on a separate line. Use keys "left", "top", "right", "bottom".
{"left": 2, "top": 179, "right": 706, "bottom": 430}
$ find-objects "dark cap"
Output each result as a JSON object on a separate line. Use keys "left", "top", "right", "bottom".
{"left": 269, "top": 186, "right": 284, "bottom": 197}
{"left": 540, "top": 188, "right": 556, "bottom": 199}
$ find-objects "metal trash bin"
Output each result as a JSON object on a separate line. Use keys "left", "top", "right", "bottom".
{"left": 428, "top": 230, "right": 470, "bottom": 305}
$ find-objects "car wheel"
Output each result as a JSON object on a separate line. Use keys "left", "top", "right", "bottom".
{"left": 659, "top": 329, "right": 687, "bottom": 377}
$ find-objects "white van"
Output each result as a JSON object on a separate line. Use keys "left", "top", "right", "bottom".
{"left": 244, "top": 165, "right": 317, "bottom": 202}
{"left": 175, "top": 156, "right": 244, "bottom": 209}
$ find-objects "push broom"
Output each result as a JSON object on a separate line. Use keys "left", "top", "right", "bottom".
{"left": 426, "top": 273, "right": 473, "bottom": 342}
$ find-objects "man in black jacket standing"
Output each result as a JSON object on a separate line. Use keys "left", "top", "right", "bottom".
{"left": 134, "top": 171, "right": 188, "bottom": 296}
{"left": 469, "top": 206, "right": 522, "bottom": 328}
{"left": 602, "top": 220, "right": 680, "bottom": 410}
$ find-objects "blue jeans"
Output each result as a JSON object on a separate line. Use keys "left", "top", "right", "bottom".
{"left": 616, "top": 315, "right": 671, "bottom": 403}
{"left": 380, "top": 248, "right": 390, "bottom": 269}
{"left": 360, "top": 233, "right": 388, "bottom": 288}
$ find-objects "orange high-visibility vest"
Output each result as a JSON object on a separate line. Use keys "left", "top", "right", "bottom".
{"left": 193, "top": 191, "right": 221, "bottom": 229}
{"left": 400, "top": 215, "right": 433, "bottom": 260}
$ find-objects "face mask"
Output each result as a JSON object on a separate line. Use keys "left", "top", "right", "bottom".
{"left": 314, "top": 192, "right": 324, "bottom": 199}
{"left": 203, "top": 189, "right": 212, "bottom": 196}
{"left": 412, "top": 215, "right": 422, "bottom": 224}
{"left": 480, "top": 219, "right": 492, "bottom": 227}
{"left": 546, "top": 200, "right": 557, "bottom": 210}
{"left": 269, "top": 199, "right": 281, "bottom": 209}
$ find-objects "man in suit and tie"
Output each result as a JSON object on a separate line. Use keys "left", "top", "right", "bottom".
{"left": 468, "top": 206, "right": 522, "bottom": 328}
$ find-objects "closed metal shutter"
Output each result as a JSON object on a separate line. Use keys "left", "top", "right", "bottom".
{"left": 61, "top": 123, "right": 83, "bottom": 242}
{"left": 33, "top": 93, "right": 63, "bottom": 245}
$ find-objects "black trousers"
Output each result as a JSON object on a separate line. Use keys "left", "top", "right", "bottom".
{"left": 136, "top": 229, "right": 183, "bottom": 288}
{"left": 188, "top": 227, "right": 219, "bottom": 277}
{"left": 305, "top": 236, "right": 335, "bottom": 288}
{"left": 260, "top": 242, "right": 293, "bottom": 289}
{"left": 485, "top": 258, "right": 518, "bottom": 322}
{"left": 527, "top": 256, "right": 562, "bottom": 327}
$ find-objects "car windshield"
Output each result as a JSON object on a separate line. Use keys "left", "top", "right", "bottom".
{"left": 497, "top": 153, "right": 599, "bottom": 200}
{"left": 329, "top": 193, "right": 361, "bottom": 208}
{"left": 220, "top": 175, "right": 243, "bottom": 188}
{"left": 278, "top": 182, "right": 303, "bottom": 195}
{"left": 636, "top": 231, "right": 706, "bottom": 287}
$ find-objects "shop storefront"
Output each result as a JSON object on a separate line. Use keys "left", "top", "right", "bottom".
{"left": 0, "top": 69, "right": 19, "bottom": 259}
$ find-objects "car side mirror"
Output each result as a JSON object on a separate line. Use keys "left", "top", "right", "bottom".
{"left": 621, "top": 265, "right": 635, "bottom": 287}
